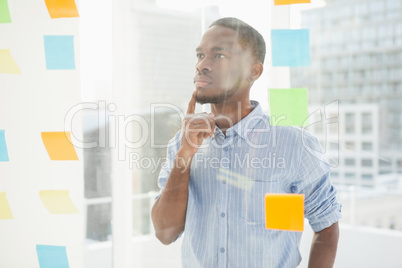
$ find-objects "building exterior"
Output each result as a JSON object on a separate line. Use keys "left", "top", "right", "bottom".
{"left": 337, "top": 186, "right": 402, "bottom": 231}
{"left": 308, "top": 103, "right": 380, "bottom": 187}
{"left": 292, "top": 0, "right": 402, "bottom": 186}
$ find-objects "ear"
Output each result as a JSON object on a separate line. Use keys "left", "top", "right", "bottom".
{"left": 248, "top": 63, "right": 263, "bottom": 82}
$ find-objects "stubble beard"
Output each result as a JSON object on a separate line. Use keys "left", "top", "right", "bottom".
{"left": 195, "top": 88, "right": 238, "bottom": 104}
{"left": 195, "top": 77, "right": 243, "bottom": 104}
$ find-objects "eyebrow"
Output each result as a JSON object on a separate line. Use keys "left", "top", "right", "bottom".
{"left": 196, "top": 46, "right": 232, "bottom": 53}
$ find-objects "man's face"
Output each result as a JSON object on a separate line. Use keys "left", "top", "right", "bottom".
{"left": 193, "top": 26, "right": 254, "bottom": 104}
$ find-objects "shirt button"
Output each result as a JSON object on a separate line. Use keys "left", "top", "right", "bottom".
{"left": 223, "top": 147, "right": 228, "bottom": 152}
{"left": 221, "top": 212, "right": 225, "bottom": 217}
{"left": 223, "top": 179, "right": 227, "bottom": 184}
{"left": 220, "top": 248, "right": 225, "bottom": 253}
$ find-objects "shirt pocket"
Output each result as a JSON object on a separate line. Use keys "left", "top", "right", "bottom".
{"left": 239, "top": 180, "right": 279, "bottom": 225}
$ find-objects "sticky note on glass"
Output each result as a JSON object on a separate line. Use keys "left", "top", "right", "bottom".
{"left": 0, "top": 130, "right": 9, "bottom": 161}
{"left": 0, "top": 192, "right": 14, "bottom": 219}
{"left": 269, "top": 88, "right": 309, "bottom": 126}
{"left": 0, "top": 49, "right": 22, "bottom": 74}
{"left": 271, "top": 29, "right": 310, "bottom": 67}
{"left": 44, "top": 35, "right": 75, "bottom": 70}
{"left": 44, "top": 0, "right": 79, "bottom": 19}
{"left": 265, "top": 194, "right": 304, "bottom": 232}
{"left": 274, "top": 0, "right": 311, "bottom": 5}
{"left": 0, "top": 0, "right": 11, "bottom": 23}
{"left": 36, "top": 245, "right": 69, "bottom": 268}
{"left": 41, "top": 132, "right": 78, "bottom": 160}
{"left": 39, "top": 190, "right": 78, "bottom": 214}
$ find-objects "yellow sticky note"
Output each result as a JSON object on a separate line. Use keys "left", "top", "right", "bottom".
{"left": 41, "top": 132, "right": 78, "bottom": 161}
{"left": 274, "top": 0, "right": 311, "bottom": 5}
{"left": 265, "top": 194, "right": 304, "bottom": 232}
{"left": 0, "top": 49, "right": 21, "bottom": 74}
{"left": 39, "top": 190, "right": 78, "bottom": 214}
{"left": 0, "top": 192, "right": 14, "bottom": 219}
{"left": 44, "top": 0, "right": 79, "bottom": 19}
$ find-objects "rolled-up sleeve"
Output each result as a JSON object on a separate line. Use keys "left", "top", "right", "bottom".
{"left": 292, "top": 132, "right": 342, "bottom": 232}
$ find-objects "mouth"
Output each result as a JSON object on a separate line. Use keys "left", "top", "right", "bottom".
{"left": 193, "top": 76, "right": 212, "bottom": 88}
{"left": 194, "top": 81, "right": 212, "bottom": 88}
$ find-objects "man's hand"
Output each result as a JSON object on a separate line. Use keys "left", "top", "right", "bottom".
{"left": 178, "top": 91, "right": 215, "bottom": 160}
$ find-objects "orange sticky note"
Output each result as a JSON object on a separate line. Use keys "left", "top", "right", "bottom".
{"left": 274, "top": 0, "right": 311, "bottom": 5}
{"left": 44, "top": 0, "right": 79, "bottom": 19}
{"left": 265, "top": 194, "right": 304, "bottom": 232}
{"left": 41, "top": 132, "right": 78, "bottom": 160}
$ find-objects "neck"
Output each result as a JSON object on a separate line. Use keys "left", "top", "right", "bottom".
{"left": 211, "top": 98, "right": 254, "bottom": 135}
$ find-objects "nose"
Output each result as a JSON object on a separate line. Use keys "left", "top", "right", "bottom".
{"left": 196, "top": 57, "right": 212, "bottom": 74}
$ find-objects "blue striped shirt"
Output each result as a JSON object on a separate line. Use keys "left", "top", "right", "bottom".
{"left": 157, "top": 101, "right": 342, "bottom": 268}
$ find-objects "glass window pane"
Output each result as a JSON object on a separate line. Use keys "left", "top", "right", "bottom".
{"left": 345, "top": 113, "right": 355, "bottom": 133}
{"left": 362, "top": 142, "right": 373, "bottom": 151}
{"left": 345, "top": 158, "right": 356, "bottom": 166}
{"left": 362, "top": 174, "right": 373, "bottom": 180}
{"left": 86, "top": 204, "right": 112, "bottom": 242}
{"left": 361, "top": 159, "right": 373, "bottom": 167}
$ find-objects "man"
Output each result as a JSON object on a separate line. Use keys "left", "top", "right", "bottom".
{"left": 151, "top": 17, "right": 341, "bottom": 268}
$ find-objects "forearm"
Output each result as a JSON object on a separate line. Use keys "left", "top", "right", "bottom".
{"left": 308, "top": 222, "right": 339, "bottom": 268}
{"left": 151, "top": 152, "right": 192, "bottom": 245}
{"left": 152, "top": 91, "right": 215, "bottom": 245}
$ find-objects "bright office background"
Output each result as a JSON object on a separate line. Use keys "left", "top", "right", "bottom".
{"left": 1, "top": 0, "right": 402, "bottom": 267}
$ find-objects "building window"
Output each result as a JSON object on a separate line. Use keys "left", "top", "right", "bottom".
{"left": 345, "top": 141, "right": 355, "bottom": 151}
{"left": 379, "top": 159, "right": 392, "bottom": 167}
{"left": 362, "top": 142, "right": 373, "bottom": 151}
{"left": 329, "top": 142, "right": 338, "bottom": 150}
{"left": 362, "top": 174, "right": 373, "bottom": 180}
{"left": 328, "top": 122, "right": 338, "bottom": 133}
{"left": 361, "top": 159, "right": 373, "bottom": 167}
{"left": 345, "top": 158, "right": 356, "bottom": 166}
{"left": 390, "top": 217, "right": 396, "bottom": 230}
{"left": 345, "top": 173, "right": 355, "bottom": 179}
{"left": 397, "top": 159, "right": 402, "bottom": 168}
{"left": 362, "top": 112, "right": 373, "bottom": 134}
{"left": 362, "top": 113, "right": 371, "bottom": 123}
{"left": 345, "top": 113, "right": 355, "bottom": 133}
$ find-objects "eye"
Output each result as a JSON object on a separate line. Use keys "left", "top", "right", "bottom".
{"left": 215, "top": 54, "right": 225, "bottom": 59}
{"left": 196, "top": 53, "right": 205, "bottom": 59}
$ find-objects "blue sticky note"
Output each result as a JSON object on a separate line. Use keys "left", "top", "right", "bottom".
{"left": 44, "top": 35, "right": 75, "bottom": 70}
{"left": 0, "top": 130, "right": 9, "bottom": 161}
{"left": 36, "top": 245, "right": 69, "bottom": 268}
{"left": 271, "top": 29, "right": 310, "bottom": 67}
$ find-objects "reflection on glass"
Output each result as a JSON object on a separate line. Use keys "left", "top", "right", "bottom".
{"left": 86, "top": 204, "right": 112, "bottom": 242}
{"left": 84, "top": 115, "right": 113, "bottom": 244}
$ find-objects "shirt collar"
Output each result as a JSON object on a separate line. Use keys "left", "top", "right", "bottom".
{"left": 223, "top": 100, "right": 266, "bottom": 140}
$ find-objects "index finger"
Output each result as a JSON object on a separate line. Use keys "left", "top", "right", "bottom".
{"left": 186, "top": 90, "right": 197, "bottom": 114}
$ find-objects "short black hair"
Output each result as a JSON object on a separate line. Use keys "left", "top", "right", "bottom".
{"left": 209, "top": 17, "right": 266, "bottom": 64}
